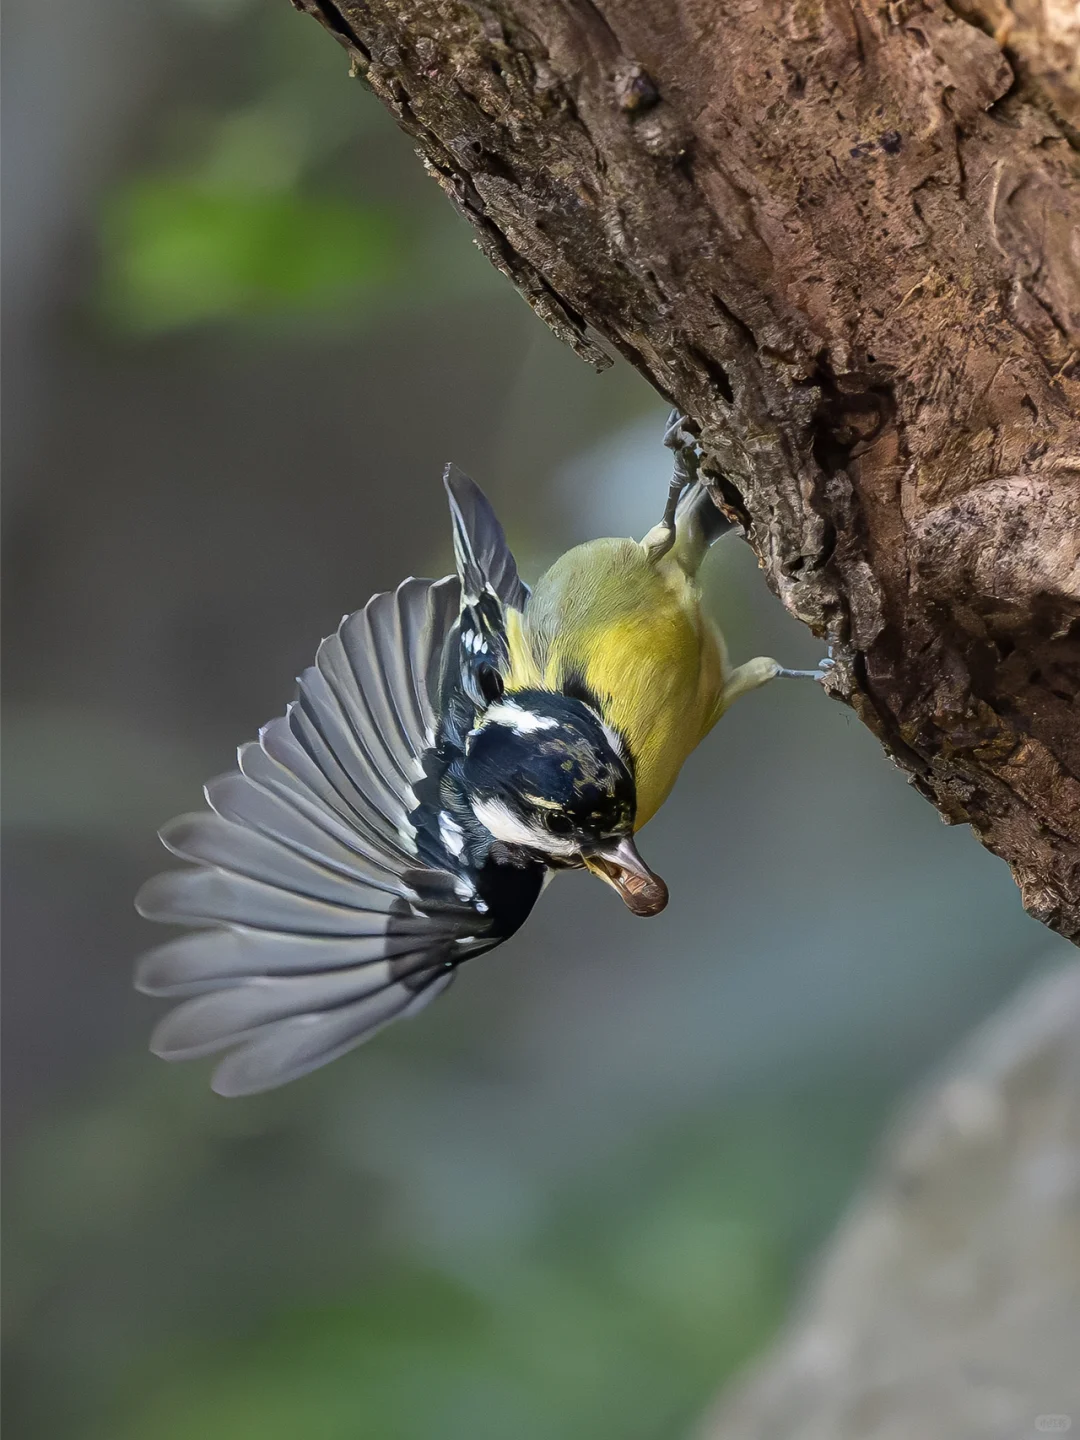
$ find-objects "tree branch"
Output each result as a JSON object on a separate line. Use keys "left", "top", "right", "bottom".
{"left": 292, "top": 0, "right": 1080, "bottom": 941}
{"left": 699, "top": 962, "right": 1080, "bottom": 1440}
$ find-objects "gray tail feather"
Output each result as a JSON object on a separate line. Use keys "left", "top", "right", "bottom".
{"left": 443, "top": 463, "right": 529, "bottom": 611}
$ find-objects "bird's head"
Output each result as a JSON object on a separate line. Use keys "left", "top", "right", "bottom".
{"left": 461, "top": 690, "right": 668, "bottom": 916}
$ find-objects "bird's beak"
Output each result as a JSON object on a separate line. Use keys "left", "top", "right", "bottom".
{"left": 583, "top": 836, "right": 668, "bottom": 917}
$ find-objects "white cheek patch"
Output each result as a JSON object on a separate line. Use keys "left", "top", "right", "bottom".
{"left": 470, "top": 796, "right": 577, "bottom": 859}
{"left": 481, "top": 701, "right": 559, "bottom": 735}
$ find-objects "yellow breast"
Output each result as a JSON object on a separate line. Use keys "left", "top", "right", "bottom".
{"left": 507, "top": 538, "right": 725, "bottom": 829}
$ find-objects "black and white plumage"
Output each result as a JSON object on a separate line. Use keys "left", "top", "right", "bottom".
{"left": 136, "top": 469, "right": 545, "bottom": 1096}
{"left": 137, "top": 423, "right": 814, "bottom": 1096}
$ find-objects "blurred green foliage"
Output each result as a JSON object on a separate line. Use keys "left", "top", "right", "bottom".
{"left": 7, "top": 1041, "right": 878, "bottom": 1440}
{"left": 113, "top": 1261, "right": 770, "bottom": 1440}
{"left": 100, "top": 181, "right": 399, "bottom": 329}
{"left": 94, "top": 0, "right": 498, "bottom": 333}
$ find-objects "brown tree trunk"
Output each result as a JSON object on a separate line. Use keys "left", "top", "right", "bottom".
{"left": 293, "top": 0, "right": 1080, "bottom": 940}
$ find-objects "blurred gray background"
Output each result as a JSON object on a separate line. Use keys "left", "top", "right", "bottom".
{"left": 3, "top": 1, "right": 1073, "bottom": 1436}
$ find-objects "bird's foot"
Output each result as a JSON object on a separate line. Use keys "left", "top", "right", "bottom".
{"left": 776, "top": 646, "right": 836, "bottom": 683}
{"left": 663, "top": 408, "right": 700, "bottom": 488}
{"left": 643, "top": 410, "right": 701, "bottom": 565}
{"left": 663, "top": 407, "right": 697, "bottom": 454}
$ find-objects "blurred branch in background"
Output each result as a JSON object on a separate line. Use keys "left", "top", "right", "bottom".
{"left": 699, "top": 964, "right": 1080, "bottom": 1440}
{"left": 2, "top": 0, "right": 1077, "bottom": 1438}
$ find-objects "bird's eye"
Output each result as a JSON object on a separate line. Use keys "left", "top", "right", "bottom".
{"left": 544, "top": 813, "right": 573, "bottom": 836}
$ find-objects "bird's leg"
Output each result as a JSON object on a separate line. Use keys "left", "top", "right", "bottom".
{"left": 711, "top": 647, "right": 834, "bottom": 724}
{"left": 642, "top": 409, "right": 700, "bottom": 563}
{"left": 663, "top": 408, "right": 700, "bottom": 491}
{"left": 713, "top": 656, "right": 784, "bottom": 721}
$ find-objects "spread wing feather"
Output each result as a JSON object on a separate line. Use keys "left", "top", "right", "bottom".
{"left": 157, "top": 813, "right": 404, "bottom": 909}
{"left": 136, "top": 930, "right": 430, "bottom": 995}
{"left": 293, "top": 669, "right": 414, "bottom": 841}
{"left": 137, "top": 866, "right": 425, "bottom": 937}
{"left": 204, "top": 769, "right": 403, "bottom": 892}
{"left": 135, "top": 574, "right": 492, "bottom": 1096}
{"left": 250, "top": 720, "right": 409, "bottom": 876}
{"left": 149, "top": 958, "right": 446, "bottom": 1059}
{"left": 202, "top": 972, "right": 454, "bottom": 1097}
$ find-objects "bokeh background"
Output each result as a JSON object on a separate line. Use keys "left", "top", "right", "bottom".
{"left": 3, "top": 2, "right": 1074, "bottom": 1436}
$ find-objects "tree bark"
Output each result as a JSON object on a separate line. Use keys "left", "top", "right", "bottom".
{"left": 292, "top": 0, "right": 1080, "bottom": 940}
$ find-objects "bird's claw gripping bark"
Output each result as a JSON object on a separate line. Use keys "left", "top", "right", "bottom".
{"left": 650, "top": 409, "right": 700, "bottom": 556}
{"left": 776, "top": 646, "right": 836, "bottom": 683}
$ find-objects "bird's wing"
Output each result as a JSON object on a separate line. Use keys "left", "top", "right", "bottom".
{"left": 442, "top": 464, "right": 530, "bottom": 710}
{"left": 136, "top": 576, "right": 499, "bottom": 1097}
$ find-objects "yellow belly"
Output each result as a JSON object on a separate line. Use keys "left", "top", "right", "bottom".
{"left": 575, "top": 598, "right": 722, "bottom": 828}
{"left": 507, "top": 540, "right": 725, "bottom": 829}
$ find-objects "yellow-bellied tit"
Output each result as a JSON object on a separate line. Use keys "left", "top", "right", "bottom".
{"left": 136, "top": 412, "right": 823, "bottom": 1095}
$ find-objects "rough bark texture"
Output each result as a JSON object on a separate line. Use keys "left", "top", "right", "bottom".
{"left": 696, "top": 961, "right": 1080, "bottom": 1440}
{"left": 292, "top": 0, "right": 1080, "bottom": 939}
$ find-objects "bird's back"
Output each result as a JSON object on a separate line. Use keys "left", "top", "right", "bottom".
{"left": 510, "top": 537, "right": 725, "bottom": 828}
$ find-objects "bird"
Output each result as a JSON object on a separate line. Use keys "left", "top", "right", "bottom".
{"left": 135, "top": 412, "right": 823, "bottom": 1096}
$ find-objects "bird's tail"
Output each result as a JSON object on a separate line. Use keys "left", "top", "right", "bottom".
{"left": 674, "top": 481, "right": 736, "bottom": 575}
{"left": 443, "top": 463, "right": 529, "bottom": 611}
